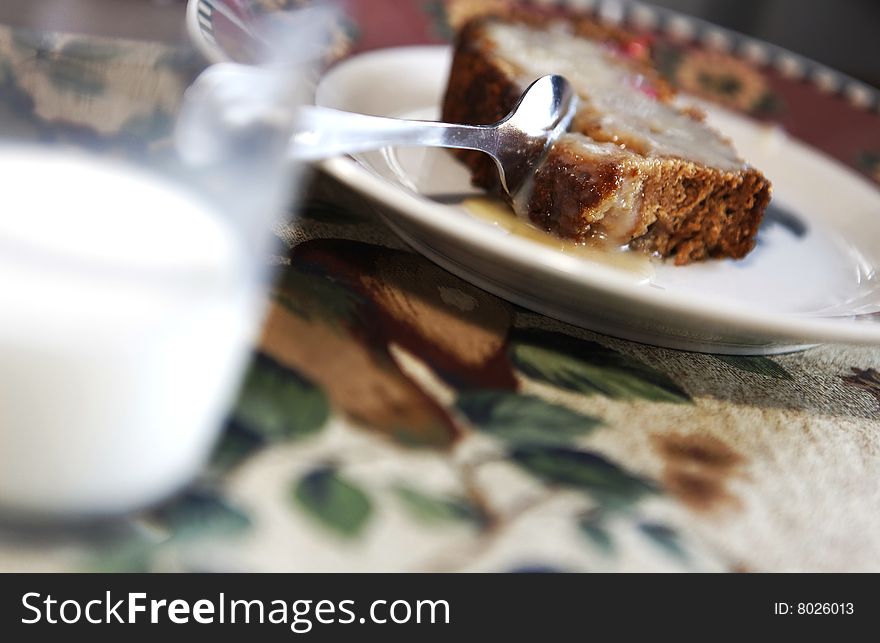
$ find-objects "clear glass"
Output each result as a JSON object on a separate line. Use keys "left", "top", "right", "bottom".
{"left": 0, "top": 1, "right": 329, "bottom": 518}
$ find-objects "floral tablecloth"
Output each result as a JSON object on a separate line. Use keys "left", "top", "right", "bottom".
{"left": 1, "top": 1, "right": 879, "bottom": 573}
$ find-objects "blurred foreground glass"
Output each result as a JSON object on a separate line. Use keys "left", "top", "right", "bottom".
{"left": 0, "top": 4, "right": 331, "bottom": 518}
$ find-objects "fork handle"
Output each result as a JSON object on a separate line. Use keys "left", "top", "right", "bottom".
{"left": 290, "top": 105, "right": 499, "bottom": 160}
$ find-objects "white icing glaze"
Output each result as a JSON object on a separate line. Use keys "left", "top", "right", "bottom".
{"left": 462, "top": 195, "right": 654, "bottom": 279}
{"left": 517, "top": 134, "right": 646, "bottom": 244}
{"left": 487, "top": 22, "right": 744, "bottom": 172}
{"left": 591, "top": 171, "right": 644, "bottom": 239}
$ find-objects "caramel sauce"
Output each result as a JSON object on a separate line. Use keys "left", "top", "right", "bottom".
{"left": 461, "top": 196, "right": 654, "bottom": 279}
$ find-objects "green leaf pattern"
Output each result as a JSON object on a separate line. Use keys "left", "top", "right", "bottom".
{"left": 232, "top": 354, "right": 330, "bottom": 443}
{"left": 510, "top": 331, "right": 691, "bottom": 403}
{"left": 393, "top": 484, "right": 482, "bottom": 526}
{"left": 512, "top": 446, "right": 658, "bottom": 506}
{"left": 293, "top": 467, "right": 373, "bottom": 538}
{"left": 713, "top": 355, "right": 793, "bottom": 380}
{"left": 456, "top": 390, "right": 601, "bottom": 446}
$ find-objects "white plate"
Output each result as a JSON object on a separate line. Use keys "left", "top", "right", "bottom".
{"left": 314, "top": 45, "right": 880, "bottom": 354}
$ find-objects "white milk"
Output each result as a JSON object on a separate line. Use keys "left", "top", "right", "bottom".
{"left": 0, "top": 146, "right": 257, "bottom": 517}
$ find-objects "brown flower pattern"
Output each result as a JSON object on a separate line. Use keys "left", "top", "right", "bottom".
{"left": 673, "top": 49, "right": 770, "bottom": 112}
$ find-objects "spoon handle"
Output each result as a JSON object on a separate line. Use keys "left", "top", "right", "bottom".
{"left": 289, "top": 105, "right": 499, "bottom": 160}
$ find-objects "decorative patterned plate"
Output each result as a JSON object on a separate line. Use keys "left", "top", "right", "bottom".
{"left": 188, "top": 0, "right": 880, "bottom": 354}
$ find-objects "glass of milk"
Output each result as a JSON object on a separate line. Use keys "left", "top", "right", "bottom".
{"left": 0, "top": 8, "right": 326, "bottom": 518}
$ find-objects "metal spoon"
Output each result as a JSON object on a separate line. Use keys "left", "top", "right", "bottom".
{"left": 291, "top": 75, "right": 578, "bottom": 200}
{"left": 187, "top": 2, "right": 577, "bottom": 199}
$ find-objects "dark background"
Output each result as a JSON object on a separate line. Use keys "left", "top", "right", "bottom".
{"left": 648, "top": 0, "right": 880, "bottom": 86}
{"left": 0, "top": 0, "right": 876, "bottom": 87}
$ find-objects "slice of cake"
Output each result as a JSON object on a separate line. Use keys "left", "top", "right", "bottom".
{"left": 442, "top": 14, "right": 772, "bottom": 264}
